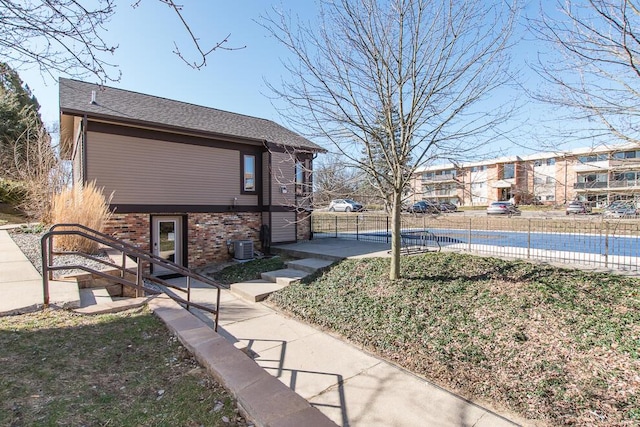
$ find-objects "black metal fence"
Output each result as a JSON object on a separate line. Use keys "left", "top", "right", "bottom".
{"left": 311, "top": 213, "right": 640, "bottom": 272}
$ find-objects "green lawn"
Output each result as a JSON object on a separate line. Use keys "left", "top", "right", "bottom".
{"left": 0, "top": 308, "right": 246, "bottom": 426}
{"left": 269, "top": 253, "right": 640, "bottom": 426}
{"left": 213, "top": 256, "right": 287, "bottom": 286}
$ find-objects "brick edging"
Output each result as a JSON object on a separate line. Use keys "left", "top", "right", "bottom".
{"left": 148, "top": 296, "right": 337, "bottom": 427}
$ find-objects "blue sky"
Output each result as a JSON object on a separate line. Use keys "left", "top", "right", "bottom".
{"left": 16, "top": 1, "right": 589, "bottom": 158}
{"left": 21, "top": 1, "right": 314, "bottom": 124}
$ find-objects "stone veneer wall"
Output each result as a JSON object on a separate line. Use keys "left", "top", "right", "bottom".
{"left": 102, "top": 213, "right": 152, "bottom": 274}
{"left": 296, "top": 211, "right": 312, "bottom": 241}
{"left": 188, "top": 212, "right": 261, "bottom": 268}
{"left": 103, "top": 212, "right": 262, "bottom": 269}
{"left": 103, "top": 213, "right": 151, "bottom": 252}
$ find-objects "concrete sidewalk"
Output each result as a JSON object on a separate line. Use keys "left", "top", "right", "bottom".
{"left": 167, "top": 273, "right": 525, "bottom": 427}
{"left": 217, "top": 292, "right": 522, "bottom": 426}
{"left": 0, "top": 228, "right": 79, "bottom": 315}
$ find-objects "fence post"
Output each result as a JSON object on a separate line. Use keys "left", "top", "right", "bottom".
{"left": 604, "top": 221, "right": 609, "bottom": 268}
{"left": 186, "top": 276, "right": 191, "bottom": 311}
{"left": 48, "top": 235, "right": 54, "bottom": 280}
{"left": 468, "top": 218, "right": 472, "bottom": 252}
{"left": 527, "top": 219, "right": 531, "bottom": 259}
{"left": 335, "top": 215, "right": 338, "bottom": 238}
{"left": 356, "top": 214, "right": 359, "bottom": 241}
{"left": 41, "top": 235, "right": 50, "bottom": 306}
{"left": 386, "top": 216, "right": 389, "bottom": 244}
{"left": 136, "top": 259, "right": 143, "bottom": 298}
{"left": 121, "top": 252, "right": 126, "bottom": 278}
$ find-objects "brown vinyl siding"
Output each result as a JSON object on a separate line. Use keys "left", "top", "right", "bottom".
{"left": 86, "top": 131, "right": 257, "bottom": 206}
{"left": 271, "top": 211, "right": 296, "bottom": 243}
{"left": 72, "top": 134, "right": 83, "bottom": 184}
{"left": 270, "top": 152, "right": 295, "bottom": 207}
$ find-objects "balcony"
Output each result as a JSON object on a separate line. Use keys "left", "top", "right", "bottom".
{"left": 573, "top": 160, "right": 613, "bottom": 173}
{"left": 609, "top": 179, "right": 640, "bottom": 188}
{"left": 574, "top": 182, "right": 608, "bottom": 189}
{"left": 574, "top": 179, "right": 640, "bottom": 190}
{"left": 422, "top": 173, "right": 457, "bottom": 183}
{"left": 424, "top": 190, "right": 457, "bottom": 197}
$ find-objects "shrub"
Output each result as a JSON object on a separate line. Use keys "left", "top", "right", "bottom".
{"left": 0, "top": 178, "right": 27, "bottom": 205}
{"left": 2, "top": 119, "right": 70, "bottom": 222}
{"left": 49, "top": 181, "right": 113, "bottom": 254}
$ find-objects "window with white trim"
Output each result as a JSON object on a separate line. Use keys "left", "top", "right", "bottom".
{"left": 242, "top": 154, "right": 256, "bottom": 192}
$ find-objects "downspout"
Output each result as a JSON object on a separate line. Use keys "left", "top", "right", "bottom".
{"left": 310, "top": 152, "right": 319, "bottom": 240}
{"left": 268, "top": 145, "right": 273, "bottom": 245}
{"left": 294, "top": 150, "right": 297, "bottom": 242}
{"left": 311, "top": 152, "right": 319, "bottom": 209}
{"left": 82, "top": 115, "right": 88, "bottom": 184}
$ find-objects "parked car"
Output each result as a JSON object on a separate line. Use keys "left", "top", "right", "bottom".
{"left": 328, "top": 199, "right": 364, "bottom": 212}
{"left": 407, "top": 200, "right": 440, "bottom": 214}
{"left": 565, "top": 201, "right": 592, "bottom": 215}
{"left": 438, "top": 201, "right": 458, "bottom": 212}
{"left": 603, "top": 201, "right": 638, "bottom": 218}
{"left": 486, "top": 201, "right": 521, "bottom": 216}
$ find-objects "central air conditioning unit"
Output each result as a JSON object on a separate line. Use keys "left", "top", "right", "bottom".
{"left": 233, "top": 240, "right": 254, "bottom": 260}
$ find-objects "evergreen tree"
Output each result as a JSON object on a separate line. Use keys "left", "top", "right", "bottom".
{"left": 0, "top": 62, "right": 46, "bottom": 177}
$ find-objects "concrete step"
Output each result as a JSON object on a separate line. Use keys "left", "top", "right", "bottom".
{"left": 74, "top": 296, "right": 155, "bottom": 315}
{"left": 230, "top": 279, "right": 287, "bottom": 302}
{"left": 285, "top": 258, "right": 334, "bottom": 274}
{"left": 79, "top": 287, "right": 112, "bottom": 308}
{"left": 48, "top": 279, "right": 81, "bottom": 310}
{"left": 261, "top": 269, "right": 308, "bottom": 286}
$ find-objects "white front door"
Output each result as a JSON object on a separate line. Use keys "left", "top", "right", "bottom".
{"left": 152, "top": 216, "right": 182, "bottom": 275}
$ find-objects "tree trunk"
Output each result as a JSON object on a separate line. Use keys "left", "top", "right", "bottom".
{"left": 389, "top": 190, "right": 402, "bottom": 280}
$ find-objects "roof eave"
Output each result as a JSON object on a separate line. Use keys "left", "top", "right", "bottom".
{"left": 59, "top": 107, "right": 270, "bottom": 147}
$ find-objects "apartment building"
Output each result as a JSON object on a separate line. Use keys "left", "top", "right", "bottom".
{"left": 411, "top": 143, "right": 640, "bottom": 207}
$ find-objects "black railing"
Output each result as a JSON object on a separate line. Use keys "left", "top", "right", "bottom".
{"left": 41, "top": 223, "right": 222, "bottom": 331}
{"left": 311, "top": 213, "right": 640, "bottom": 272}
{"left": 574, "top": 181, "right": 608, "bottom": 189}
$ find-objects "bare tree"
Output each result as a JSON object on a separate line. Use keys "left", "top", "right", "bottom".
{"left": 262, "top": 0, "right": 519, "bottom": 279}
{"left": 0, "top": 0, "right": 243, "bottom": 83}
{"left": 313, "top": 154, "right": 361, "bottom": 207}
{"left": 7, "top": 114, "right": 69, "bottom": 221}
{"left": 530, "top": 0, "right": 640, "bottom": 146}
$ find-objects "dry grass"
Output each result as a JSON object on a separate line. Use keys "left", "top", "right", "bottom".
{"left": 2, "top": 120, "right": 70, "bottom": 222}
{"left": 49, "top": 181, "right": 113, "bottom": 254}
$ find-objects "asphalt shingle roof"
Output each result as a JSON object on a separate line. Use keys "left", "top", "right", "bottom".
{"left": 59, "top": 78, "right": 324, "bottom": 152}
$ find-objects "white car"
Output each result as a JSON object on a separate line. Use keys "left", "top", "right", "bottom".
{"left": 328, "top": 199, "right": 364, "bottom": 212}
{"left": 486, "top": 201, "right": 521, "bottom": 216}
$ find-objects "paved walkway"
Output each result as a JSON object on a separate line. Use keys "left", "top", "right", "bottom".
{"left": 0, "top": 229, "right": 526, "bottom": 426}
{"left": 168, "top": 239, "right": 526, "bottom": 427}
{"left": 0, "top": 228, "right": 79, "bottom": 315}
{"left": 208, "top": 287, "right": 523, "bottom": 426}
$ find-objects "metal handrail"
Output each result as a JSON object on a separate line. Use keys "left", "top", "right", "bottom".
{"left": 41, "top": 223, "right": 221, "bottom": 331}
